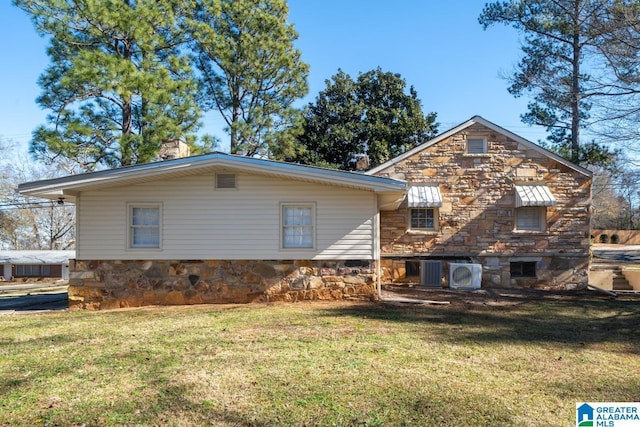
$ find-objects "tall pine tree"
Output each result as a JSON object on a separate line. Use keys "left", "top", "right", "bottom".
{"left": 186, "top": 0, "right": 308, "bottom": 158}
{"left": 479, "top": 0, "right": 639, "bottom": 165}
{"left": 15, "top": 0, "right": 201, "bottom": 170}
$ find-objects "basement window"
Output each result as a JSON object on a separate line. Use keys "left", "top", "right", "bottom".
{"left": 510, "top": 261, "right": 537, "bottom": 278}
{"left": 406, "top": 261, "right": 420, "bottom": 278}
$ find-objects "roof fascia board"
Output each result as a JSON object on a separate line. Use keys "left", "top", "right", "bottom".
{"left": 366, "top": 116, "right": 593, "bottom": 178}
{"left": 18, "top": 153, "right": 406, "bottom": 197}
{"left": 366, "top": 118, "right": 477, "bottom": 175}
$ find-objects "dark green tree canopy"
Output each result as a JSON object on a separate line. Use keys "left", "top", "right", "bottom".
{"left": 186, "top": 0, "right": 309, "bottom": 158}
{"left": 15, "top": 0, "right": 201, "bottom": 170}
{"left": 292, "top": 68, "right": 438, "bottom": 170}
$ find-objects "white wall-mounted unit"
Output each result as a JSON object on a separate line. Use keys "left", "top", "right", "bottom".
{"left": 449, "top": 263, "right": 482, "bottom": 289}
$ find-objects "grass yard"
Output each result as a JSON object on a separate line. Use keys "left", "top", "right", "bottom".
{"left": 0, "top": 291, "right": 638, "bottom": 426}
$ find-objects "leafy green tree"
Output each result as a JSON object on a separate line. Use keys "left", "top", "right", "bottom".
{"left": 479, "top": 0, "right": 639, "bottom": 164}
{"left": 293, "top": 68, "right": 438, "bottom": 170}
{"left": 15, "top": 0, "right": 201, "bottom": 170}
{"left": 186, "top": 0, "right": 308, "bottom": 158}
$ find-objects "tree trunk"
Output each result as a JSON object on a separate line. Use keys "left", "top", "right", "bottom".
{"left": 230, "top": 79, "right": 240, "bottom": 154}
{"left": 571, "top": 2, "right": 581, "bottom": 162}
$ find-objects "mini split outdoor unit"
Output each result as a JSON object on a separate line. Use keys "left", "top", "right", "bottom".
{"left": 449, "top": 263, "right": 482, "bottom": 289}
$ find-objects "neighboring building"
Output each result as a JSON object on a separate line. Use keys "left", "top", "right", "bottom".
{"left": 368, "top": 116, "right": 592, "bottom": 289}
{"left": 18, "top": 154, "right": 405, "bottom": 309}
{"left": 0, "top": 250, "right": 74, "bottom": 281}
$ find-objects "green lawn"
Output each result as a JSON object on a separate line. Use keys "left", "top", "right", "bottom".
{"left": 1, "top": 291, "right": 638, "bottom": 426}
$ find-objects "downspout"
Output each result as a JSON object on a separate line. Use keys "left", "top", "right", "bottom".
{"left": 374, "top": 209, "right": 382, "bottom": 300}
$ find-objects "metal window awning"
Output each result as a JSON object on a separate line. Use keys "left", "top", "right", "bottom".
{"left": 515, "top": 185, "right": 556, "bottom": 207}
{"left": 407, "top": 186, "right": 442, "bottom": 208}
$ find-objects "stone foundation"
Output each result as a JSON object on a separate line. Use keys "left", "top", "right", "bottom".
{"left": 381, "top": 255, "right": 589, "bottom": 290}
{"left": 68, "top": 259, "right": 377, "bottom": 310}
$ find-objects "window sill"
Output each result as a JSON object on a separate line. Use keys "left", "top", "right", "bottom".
{"left": 407, "top": 229, "right": 438, "bottom": 235}
{"left": 513, "top": 230, "right": 548, "bottom": 234}
{"left": 279, "top": 247, "right": 316, "bottom": 252}
{"left": 462, "top": 153, "right": 491, "bottom": 158}
{"left": 126, "top": 247, "right": 163, "bottom": 252}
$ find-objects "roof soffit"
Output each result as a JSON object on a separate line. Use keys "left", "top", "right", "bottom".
{"left": 18, "top": 153, "right": 406, "bottom": 201}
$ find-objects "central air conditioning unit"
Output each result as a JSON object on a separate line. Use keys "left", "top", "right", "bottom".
{"left": 449, "top": 263, "right": 482, "bottom": 289}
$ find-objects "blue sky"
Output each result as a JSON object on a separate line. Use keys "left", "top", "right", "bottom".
{"left": 0, "top": 1, "right": 548, "bottom": 154}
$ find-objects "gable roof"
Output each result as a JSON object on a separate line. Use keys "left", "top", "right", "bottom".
{"left": 18, "top": 152, "right": 406, "bottom": 203}
{"left": 366, "top": 115, "right": 593, "bottom": 177}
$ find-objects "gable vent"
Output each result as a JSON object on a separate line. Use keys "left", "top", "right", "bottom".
{"left": 216, "top": 173, "right": 236, "bottom": 189}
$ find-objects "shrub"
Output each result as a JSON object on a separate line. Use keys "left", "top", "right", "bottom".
{"left": 599, "top": 234, "right": 610, "bottom": 243}
{"left": 611, "top": 234, "right": 620, "bottom": 244}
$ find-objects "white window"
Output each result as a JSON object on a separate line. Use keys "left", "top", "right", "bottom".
{"left": 515, "top": 206, "right": 546, "bottom": 232}
{"left": 467, "top": 137, "right": 487, "bottom": 154}
{"left": 129, "top": 204, "right": 161, "bottom": 248}
{"left": 410, "top": 208, "right": 437, "bottom": 230}
{"left": 281, "top": 204, "right": 315, "bottom": 249}
{"left": 216, "top": 173, "right": 236, "bottom": 189}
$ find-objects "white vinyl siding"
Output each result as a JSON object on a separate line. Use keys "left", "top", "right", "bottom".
{"left": 76, "top": 173, "right": 376, "bottom": 260}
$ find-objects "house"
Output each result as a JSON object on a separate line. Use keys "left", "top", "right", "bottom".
{"left": 0, "top": 250, "right": 74, "bottom": 281}
{"left": 367, "top": 116, "right": 592, "bottom": 289}
{"left": 17, "top": 116, "right": 592, "bottom": 309}
{"left": 18, "top": 154, "right": 406, "bottom": 309}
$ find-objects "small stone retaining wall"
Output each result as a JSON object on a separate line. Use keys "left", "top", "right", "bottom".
{"left": 68, "top": 259, "right": 377, "bottom": 310}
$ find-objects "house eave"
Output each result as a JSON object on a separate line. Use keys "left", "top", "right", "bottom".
{"left": 18, "top": 153, "right": 407, "bottom": 202}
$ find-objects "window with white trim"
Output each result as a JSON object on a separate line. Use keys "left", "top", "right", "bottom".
{"left": 129, "top": 204, "right": 161, "bottom": 248}
{"left": 410, "top": 208, "right": 437, "bottom": 231}
{"left": 281, "top": 204, "right": 315, "bottom": 249}
{"left": 515, "top": 206, "right": 546, "bottom": 232}
{"left": 467, "top": 137, "right": 487, "bottom": 154}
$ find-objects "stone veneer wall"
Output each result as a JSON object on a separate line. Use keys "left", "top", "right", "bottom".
{"left": 68, "top": 259, "right": 377, "bottom": 310}
{"left": 380, "top": 256, "right": 589, "bottom": 290}
{"left": 375, "top": 123, "right": 592, "bottom": 289}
